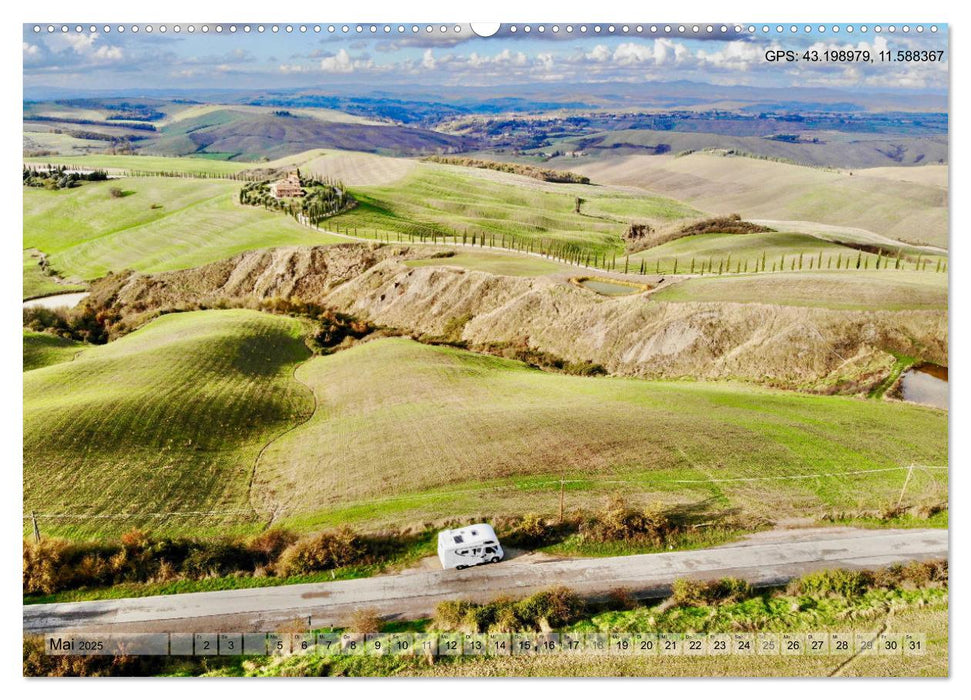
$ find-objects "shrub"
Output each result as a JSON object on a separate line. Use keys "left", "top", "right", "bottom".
{"left": 434, "top": 599, "right": 480, "bottom": 631}
{"left": 606, "top": 587, "right": 638, "bottom": 610}
{"left": 788, "top": 569, "right": 876, "bottom": 599}
{"left": 477, "top": 341, "right": 604, "bottom": 377}
{"left": 275, "top": 527, "right": 367, "bottom": 576}
{"left": 120, "top": 528, "right": 150, "bottom": 548}
{"left": 502, "top": 514, "right": 556, "bottom": 548}
{"left": 22, "top": 303, "right": 120, "bottom": 345}
{"left": 346, "top": 608, "right": 382, "bottom": 634}
{"left": 671, "top": 577, "right": 752, "bottom": 607}
{"left": 872, "top": 559, "right": 948, "bottom": 589}
{"left": 109, "top": 187, "right": 124, "bottom": 198}
{"left": 23, "top": 538, "right": 75, "bottom": 595}
{"left": 563, "top": 360, "right": 607, "bottom": 377}
{"left": 181, "top": 542, "right": 253, "bottom": 578}
{"left": 515, "top": 587, "right": 585, "bottom": 629}
{"left": 675, "top": 214, "right": 773, "bottom": 237}
{"left": 423, "top": 156, "right": 590, "bottom": 184}
{"left": 624, "top": 223, "right": 655, "bottom": 241}
{"left": 248, "top": 529, "right": 299, "bottom": 566}
{"left": 433, "top": 588, "right": 585, "bottom": 633}
{"left": 581, "top": 497, "right": 679, "bottom": 545}
{"left": 441, "top": 313, "right": 473, "bottom": 344}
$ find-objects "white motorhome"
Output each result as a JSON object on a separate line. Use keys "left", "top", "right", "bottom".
{"left": 437, "top": 523, "right": 504, "bottom": 570}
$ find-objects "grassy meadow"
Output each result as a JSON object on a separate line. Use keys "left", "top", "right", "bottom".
{"left": 652, "top": 270, "right": 948, "bottom": 311}
{"left": 326, "top": 163, "right": 698, "bottom": 257}
{"left": 405, "top": 251, "right": 573, "bottom": 277}
{"left": 21, "top": 150, "right": 949, "bottom": 544}
{"left": 23, "top": 177, "right": 346, "bottom": 283}
{"left": 23, "top": 249, "right": 86, "bottom": 299}
{"left": 570, "top": 152, "right": 949, "bottom": 249}
{"left": 261, "top": 149, "right": 420, "bottom": 186}
{"left": 255, "top": 337, "right": 947, "bottom": 532}
{"left": 23, "top": 154, "right": 252, "bottom": 176}
{"left": 23, "top": 152, "right": 945, "bottom": 289}
{"left": 23, "top": 331, "right": 83, "bottom": 371}
{"left": 627, "top": 231, "right": 946, "bottom": 276}
{"left": 24, "top": 310, "right": 314, "bottom": 539}
{"left": 22, "top": 315, "right": 946, "bottom": 540}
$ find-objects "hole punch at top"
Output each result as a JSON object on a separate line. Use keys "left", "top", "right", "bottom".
{"left": 471, "top": 23, "right": 500, "bottom": 37}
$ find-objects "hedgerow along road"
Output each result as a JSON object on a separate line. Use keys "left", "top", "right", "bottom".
{"left": 24, "top": 527, "right": 947, "bottom": 634}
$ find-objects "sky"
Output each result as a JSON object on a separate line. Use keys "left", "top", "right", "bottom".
{"left": 22, "top": 23, "right": 949, "bottom": 98}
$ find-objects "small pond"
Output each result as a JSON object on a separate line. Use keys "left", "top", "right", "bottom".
{"left": 577, "top": 278, "right": 643, "bottom": 297}
{"left": 23, "top": 292, "right": 90, "bottom": 310}
{"left": 899, "top": 364, "right": 948, "bottom": 410}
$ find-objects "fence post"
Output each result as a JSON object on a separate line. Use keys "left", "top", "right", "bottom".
{"left": 896, "top": 464, "right": 915, "bottom": 509}
{"left": 559, "top": 480, "right": 565, "bottom": 523}
{"left": 31, "top": 510, "right": 41, "bottom": 543}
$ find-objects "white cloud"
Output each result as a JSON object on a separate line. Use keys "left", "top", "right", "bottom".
{"left": 93, "top": 45, "right": 123, "bottom": 62}
{"left": 45, "top": 31, "right": 122, "bottom": 63}
{"left": 494, "top": 49, "right": 527, "bottom": 66}
{"left": 650, "top": 38, "right": 689, "bottom": 66}
{"left": 307, "top": 49, "right": 377, "bottom": 74}
{"left": 422, "top": 49, "right": 436, "bottom": 70}
{"left": 464, "top": 49, "right": 526, "bottom": 69}
{"left": 536, "top": 52, "right": 554, "bottom": 71}
{"left": 320, "top": 49, "right": 354, "bottom": 73}
{"left": 696, "top": 41, "right": 763, "bottom": 70}
{"left": 586, "top": 45, "right": 610, "bottom": 62}
{"left": 612, "top": 42, "right": 654, "bottom": 66}
{"left": 23, "top": 42, "right": 39, "bottom": 56}
{"left": 59, "top": 32, "right": 97, "bottom": 54}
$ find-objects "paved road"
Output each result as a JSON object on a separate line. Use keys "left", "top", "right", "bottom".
{"left": 24, "top": 528, "right": 947, "bottom": 634}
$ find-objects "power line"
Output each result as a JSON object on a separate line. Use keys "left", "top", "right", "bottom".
{"left": 22, "top": 510, "right": 254, "bottom": 520}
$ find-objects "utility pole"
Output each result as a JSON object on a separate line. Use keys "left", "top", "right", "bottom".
{"left": 559, "top": 480, "right": 565, "bottom": 523}
{"left": 31, "top": 510, "right": 41, "bottom": 543}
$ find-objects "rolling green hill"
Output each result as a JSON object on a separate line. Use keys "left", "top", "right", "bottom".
{"left": 257, "top": 149, "right": 419, "bottom": 186}
{"left": 571, "top": 152, "right": 949, "bottom": 248}
{"left": 551, "top": 128, "right": 948, "bottom": 169}
{"left": 652, "top": 270, "right": 948, "bottom": 311}
{"left": 23, "top": 249, "right": 86, "bottom": 300}
{"left": 327, "top": 163, "right": 698, "bottom": 256}
{"left": 626, "top": 231, "right": 944, "bottom": 275}
{"left": 23, "top": 331, "right": 83, "bottom": 371}
{"left": 24, "top": 316, "right": 947, "bottom": 540}
{"left": 148, "top": 109, "right": 467, "bottom": 160}
{"left": 23, "top": 177, "right": 346, "bottom": 282}
{"left": 24, "top": 310, "right": 314, "bottom": 538}
{"left": 23, "top": 154, "right": 252, "bottom": 177}
{"left": 254, "top": 337, "right": 947, "bottom": 531}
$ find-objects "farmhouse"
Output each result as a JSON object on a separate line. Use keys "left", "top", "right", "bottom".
{"left": 270, "top": 170, "right": 304, "bottom": 199}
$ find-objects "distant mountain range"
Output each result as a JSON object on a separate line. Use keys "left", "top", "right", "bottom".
{"left": 25, "top": 79, "right": 947, "bottom": 114}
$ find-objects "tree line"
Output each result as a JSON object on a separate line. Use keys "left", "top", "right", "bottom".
{"left": 424, "top": 155, "right": 591, "bottom": 184}
{"left": 23, "top": 165, "right": 109, "bottom": 190}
